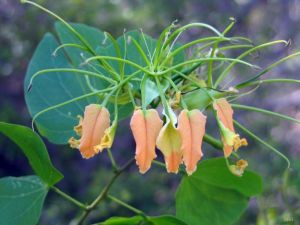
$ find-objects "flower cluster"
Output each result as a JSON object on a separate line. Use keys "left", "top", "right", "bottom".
{"left": 69, "top": 97, "right": 248, "bottom": 176}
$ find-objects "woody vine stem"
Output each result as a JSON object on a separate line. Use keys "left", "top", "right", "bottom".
{"left": 50, "top": 138, "right": 223, "bottom": 225}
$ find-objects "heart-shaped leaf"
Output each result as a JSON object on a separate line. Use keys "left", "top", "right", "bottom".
{"left": 98, "top": 215, "right": 187, "bottom": 225}
{"left": 176, "top": 158, "right": 262, "bottom": 225}
{"left": 0, "top": 176, "right": 48, "bottom": 225}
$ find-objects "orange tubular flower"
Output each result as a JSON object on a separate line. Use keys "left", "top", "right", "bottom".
{"left": 156, "top": 117, "right": 182, "bottom": 174}
{"left": 69, "top": 104, "right": 110, "bottom": 159}
{"left": 130, "top": 109, "right": 163, "bottom": 174}
{"left": 213, "top": 98, "right": 247, "bottom": 157}
{"left": 178, "top": 109, "right": 206, "bottom": 175}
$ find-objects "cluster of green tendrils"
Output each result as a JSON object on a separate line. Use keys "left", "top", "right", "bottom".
{"left": 23, "top": 0, "right": 300, "bottom": 170}
{"left": 21, "top": 0, "right": 300, "bottom": 224}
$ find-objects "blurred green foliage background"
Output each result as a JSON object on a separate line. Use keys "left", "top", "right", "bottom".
{"left": 0, "top": 0, "right": 300, "bottom": 224}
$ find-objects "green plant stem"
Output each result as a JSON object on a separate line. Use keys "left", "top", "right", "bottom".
{"left": 214, "top": 40, "right": 288, "bottom": 87}
{"left": 52, "top": 43, "right": 88, "bottom": 56}
{"left": 236, "top": 78, "right": 300, "bottom": 89}
{"left": 76, "top": 158, "right": 135, "bottom": 225}
{"left": 235, "top": 51, "right": 300, "bottom": 89}
{"left": 161, "top": 36, "right": 229, "bottom": 66}
{"left": 51, "top": 186, "right": 87, "bottom": 210}
{"left": 203, "top": 134, "right": 223, "bottom": 149}
{"left": 207, "top": 20, "right": 235, "bottom": 87}
{"left": 152, "top": 160, "right": 166, "bottom": 168}
{"left": 107, "top": 149, "right": 118, "bottom": 172}
{"left": 107, "top": 194, "right": 147, "bottom": 217}
{"left": 232, "top": 104, "right": 300, "bottom": 124}
{"left": 233, "top": 120, "right": 290, "bottom": 168}
{"left": 29, "top": 68, "right": 116, "bottom": 87}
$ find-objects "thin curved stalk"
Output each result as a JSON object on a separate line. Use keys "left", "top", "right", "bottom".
{"left": 130, "top": 37, "right": 151, "bottom": 68}
{"left": 236, "top": 52, "right": 300, "bottom": 89}
{"left": 84, "top": 55, "right": 150, "bottom": 75}
{"left": 52, "top": 43, "right": 88, "bottom": 56}
{"left": 153, "top": 21, "right": 177, "bottom": 69}
{"left": 162, "top": 57, "right": 258, "bottom": 75}
{"left": 28, "top": 68, "right": 116, "bottom": 89}
{"left": 237, "top": 78, "right": 300, "bottom": 89}
{"left": 31, "top": 69, "right": 142, "bottom": 127}
{"left": 219, "top": 44, "right": 253, "bottom": 51}
{"left": 207, "top": 20, "right": 236, "bottom": 87}
{"left": 232, "top": 104, "right": 300, "bottom": 124}
{"left": 31, "top": 86, "right": 115, "bottom": 128}
{"left": 214, "top": 40, "right": 288, "bottom": 87}
{"left": 164, "top": 23, "right": 223, "bottom": 48}
{"left": 233, "top": 120, "right": 290, "bottom": 169}
{"left": 21, "top": 0, "right": 110, "bottom": 69}
{"left": 51, "top": 186, "right": 87, "bottom": 210}
{"left": 76, "top": 158, "right": 135, "bottom": 225}
{"left": 107, "top": 195, "right": 147, "bottom": 218}
{"left": 104, "top": 32, "right": 123, "bottom": 77}
{"left": 161, "top": 36, "right": 230, "bottom": 66}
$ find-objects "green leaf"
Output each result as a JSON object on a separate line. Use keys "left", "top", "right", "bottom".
{"left": 142, "top": 76, "right": 169, "bottom": 107}
{"left": 0, "top": 176, "right": 48, "bottom": 225}
{"left": 55, "top": 22, "right": 112, "bottom": 91}
{"left": 98, "top": 215, "right": 187, "bottom": 225}
{"left": 0, "top": 122, "right": 63, "bottom": 186}
{"left": 176, "top": 158, "right": 263, "bottom": 225}
{"left": 150, "top": 216, "right": 187, "bottom": 225}
{"left": 25, "top": 24, "right": 185, "bottom": 145}
{"left": 194, "top": 158, "right": 262, "bottom": 196}
{"left": 55, "top": 22, "right": 110, "bottom": 65}
{"left": 25, "top": 33, "right": 98, "bottom": 144}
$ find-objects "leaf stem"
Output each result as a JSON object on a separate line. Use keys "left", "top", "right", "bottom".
{"left": 107, "top": 194, "right": 147, "bottom": 217}
{"left": 76, "top": 158, "right": 135, "bottom": 225}
{"left": 233, "top": 120, "right": 290, "bottom": 169}
{"left": 231, "top": 104, "right": 300, "bottom": 124}
{"left": 236, "top": 78, "right": 300, "bottom": 89}
{"left": 214, "top": 40, "right": 288, "bottom": 87}
{"left": 29, "top": 68, "right": 116, "bottom": 87}
{"left": 107, "top": 148, "right": 118, "bottom": 172}
{"left": 235, "top": 51, "right": 300, "bottom": 89}
{"left": 203, "top": 134, "right": 223, "bottom": 150}
{"left": 50, "top": 186, "right": 87, "bottom": 210}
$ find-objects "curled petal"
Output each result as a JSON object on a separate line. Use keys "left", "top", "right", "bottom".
{"left": 178, "top": 109, "right": 206, "bottom": 175}
{"left": 130, "top": 109, "right": 163, "bottom": 174}
{"left": 229, "top": 159, "right": 248, "bottom": 177}
{"left": 214, "top": 98, "right": 248, "bottom": 157}
{"left": 97, "top": 120, "right": 118, "bottom": 152}
{"left": 213, "top": 98, "right": 234, "bottom": 132}
{"left": 74, "top": 115, "right": 83, "bottom": 136}
{"left": 213, "top": 98, "right": 235, "bottom": 157}
{"left": 156, "top": 120, "right": 182, "bottom": 174}
{"left": 79, "top": 104, "right": 110, "bottom": 159}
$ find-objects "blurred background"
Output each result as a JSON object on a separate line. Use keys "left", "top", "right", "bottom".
{"left": 0, "top": 0, "right": 300, "bottom": 224}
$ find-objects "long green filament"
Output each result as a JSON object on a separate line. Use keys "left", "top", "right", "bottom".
{"left": 207, "top": 19, "right": 236, "bottom": 87}
{"left": 31, "top": 69, "right": 142, "bottom": 128}
{"left": 31, "top": 86, "right": 114, "bottom": 130}
{"left": 161, "top": 36, "right": 230, "bottom": 66}
{"left": 52, "top": 43, "right": 88, "bottom": 56}
{"left": 232, "top": 104, "right": 300, "bottom": 125}
{"left": 29, "top": 68, "right": 116, "bottom": 88}
{"left": 239, "top": 78, "right": 300, "bottom": 88}
{"left": 215, "top": 40, "right": 289, "bottom": 87}
{"left": 236, "top": 52, "right": 300, "bottom": 89}
{"left": 233, "top": 120, "right": 290, "bottom": 169}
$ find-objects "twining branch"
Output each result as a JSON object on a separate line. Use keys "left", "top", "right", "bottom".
{"left": 76, "top": 158, "right": 135, "bottom": 225}
{"left": 50, "top": 135, "right": 223, "bottom": 225}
